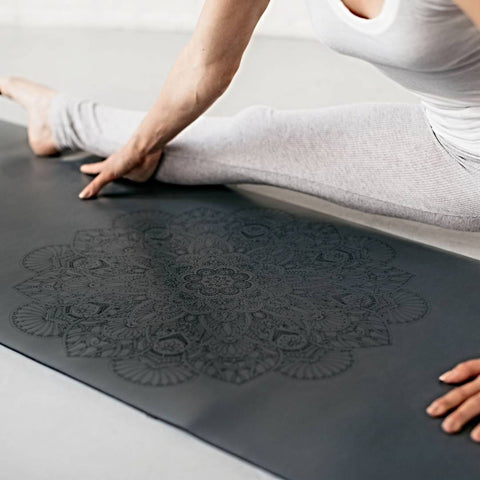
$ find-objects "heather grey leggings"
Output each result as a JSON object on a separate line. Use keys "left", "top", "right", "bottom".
{"left": 49, "top": 92, "right": 480, "bottom": 231}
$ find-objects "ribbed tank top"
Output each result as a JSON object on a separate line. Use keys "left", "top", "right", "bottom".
{"left": 304, "top": 0, "right": 480, "bottom": 162}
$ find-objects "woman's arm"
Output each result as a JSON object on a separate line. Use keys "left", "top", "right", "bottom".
{"left": 78, "top": 0, "right": 270, "bottom": 199}
{"left": 452, "top": 0, "right": 480, "bottom": 29}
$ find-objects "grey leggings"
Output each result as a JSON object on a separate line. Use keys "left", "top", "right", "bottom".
{"left": 49, "top": 92, "right": 480, "bottom": 231}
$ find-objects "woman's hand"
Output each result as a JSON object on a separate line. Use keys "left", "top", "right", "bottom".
{"left": 78, "top": 143, "right": 162, "bottom": 199}
{"left": 76, "top": 0, "right": 270, "bottom": 200}
{"left": 426, "top": 358, "right": 480, "bottom": 442}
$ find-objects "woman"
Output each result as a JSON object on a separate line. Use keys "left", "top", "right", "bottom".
{"left": 1, "top": 0, "right": 480, "bottom": 441}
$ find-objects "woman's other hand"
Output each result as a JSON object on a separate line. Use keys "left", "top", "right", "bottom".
{"left": 426, "top": 358, "right": 480, "bottom": 442}
{"left": 78, "top": 143, "right": 162, "bottom": 199}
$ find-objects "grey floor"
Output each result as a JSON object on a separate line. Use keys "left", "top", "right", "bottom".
{"left": 1, "top": 25, "right": 480, "bottom": 480}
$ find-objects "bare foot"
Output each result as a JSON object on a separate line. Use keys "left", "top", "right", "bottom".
{"left": 0, "top": 76, "right": 59, "bottom": 156}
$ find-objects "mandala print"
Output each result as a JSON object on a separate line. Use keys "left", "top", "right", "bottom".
{"left": 11, "top": 207, "right": 429, "bottom": 386}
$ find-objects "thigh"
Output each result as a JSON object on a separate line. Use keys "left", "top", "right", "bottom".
{"left": 239, "top": 102, "right": 480, "bottom": 215}
{"left": 161, "top": 102, "right": 480, "bottom": 230}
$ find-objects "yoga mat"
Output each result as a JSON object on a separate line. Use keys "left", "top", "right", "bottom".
{"left": 1, "top": 119, "right": 480, "bottom": 479}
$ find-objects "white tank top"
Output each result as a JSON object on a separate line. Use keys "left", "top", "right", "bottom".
{"left": 304, "top": 0, "right": 480, "bottom": 162}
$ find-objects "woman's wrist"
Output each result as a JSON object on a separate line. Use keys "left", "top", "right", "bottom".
{"left": 126, "top": 130, "right": 165, "bottom": 158}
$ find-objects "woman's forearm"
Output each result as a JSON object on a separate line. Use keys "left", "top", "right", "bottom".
{"left": 77, "top": 0, "right": 270, "bottom": 199}
{"left": 126, "top": 40, "right": 239, "bottom": 157}
{"left": 122, "top": 0, "right": 270, "bottom": 158}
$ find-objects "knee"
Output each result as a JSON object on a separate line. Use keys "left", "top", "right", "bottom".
{"left": 228, "top": 104, "right": 279, "bottom": 143}
{"left": 233, "top": 104, "right": 275, "bottom": 126}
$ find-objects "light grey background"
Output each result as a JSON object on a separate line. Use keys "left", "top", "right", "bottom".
{"left": 0, "top": 0, "right": 314, "bottom": 39}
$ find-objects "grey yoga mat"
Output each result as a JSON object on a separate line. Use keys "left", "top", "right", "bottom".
{"left": 1, "top": 119, "right": 480, "bottom": 479}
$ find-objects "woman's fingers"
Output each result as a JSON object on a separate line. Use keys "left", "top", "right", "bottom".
{"left": 427, "top": 358, "right": 480, "bottom": 441}
{"left": 78, "top": 148, "right": 161, "bottom": 198}
{"left": 78, "top": 150, "right": 131, "bottom": 199}
{"left": 440, "top": 391, "right": 480, "bottom": 434}
{"left": 439, "top": 359, "right": 480, "bottom": 383}
{"left": 470, "top": 423, "right": 480, "bottom": 442}
{"left": 78, "top": 169, "right": 117, "bottom": 199}
{"left": 79, "top": 161, "right": 105, "bottom": 175}
{"left": 427, "top": 377, "right": 480, "bottom": 417}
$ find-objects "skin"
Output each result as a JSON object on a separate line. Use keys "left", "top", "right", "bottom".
{"left": 77, "top": 0, "right": 271, "bottom": 198}
{"left": 427, "top": 360, "right": 480, "bottom": 441}
{"left": 339, "top": 0, "right": 386, "bottom": 19}
{"left": 0, "top": 0, "right": 480, "bottom": 442}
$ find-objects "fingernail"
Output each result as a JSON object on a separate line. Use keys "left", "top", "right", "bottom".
{"left": 471, "top": 431, "right": 480, "bottom": 442}
{"left": 426, "top": 402, "right": 439, "bottom": 415}
{"left": 442, "top": 419, "right": 459, "bottom": 433}
{"left": 439, "top": 370, "right": 452, "bottom": 382}
{"left": 79, "top": 191, "right": 86, "bottom": 199}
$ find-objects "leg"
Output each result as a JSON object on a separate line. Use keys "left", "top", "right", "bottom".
{"left": 49, "top": 92, "right": 480, "bottom": 231}
{"left": 49, "top": 92, "right": 146, "bottom": 157}
{"left": 0, "top": 77, "right": 143, "bottom": 157}
{"left": 157, "top": 102, "right": 480, "bottom": 231}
